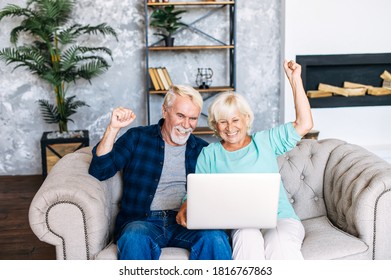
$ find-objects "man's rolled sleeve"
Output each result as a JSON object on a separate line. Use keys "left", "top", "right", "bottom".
{"left": 88, "top": 144, "right": 119, "bottom": 181}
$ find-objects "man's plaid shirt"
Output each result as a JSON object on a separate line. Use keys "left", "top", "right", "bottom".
{"left": 89, "top": 119, "right": 208, "bottom": 239}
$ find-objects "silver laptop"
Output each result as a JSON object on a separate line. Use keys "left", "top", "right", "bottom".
{"left": 186, "top": 173, "right": 280, "bottom": 229}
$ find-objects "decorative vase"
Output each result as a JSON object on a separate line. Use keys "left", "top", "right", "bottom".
{"left": 196, "top": 68, "right": 213, "bottom": 89}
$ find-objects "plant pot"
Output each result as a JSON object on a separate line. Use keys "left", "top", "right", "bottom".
{"left": 165, "top": 37, "right": 175, "bottom": 47}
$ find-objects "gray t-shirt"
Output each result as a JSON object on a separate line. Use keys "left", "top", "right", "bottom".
{"left": 150, "top": 143, "right": 186, "bottom": 211}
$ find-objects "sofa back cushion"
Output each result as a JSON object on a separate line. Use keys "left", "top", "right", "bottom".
{"left": 277, "top": 139, "right": 345, "bottom": 220}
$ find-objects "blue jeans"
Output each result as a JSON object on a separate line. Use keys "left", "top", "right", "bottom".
{"left": 117, "top": 210, "right": 232, "bottom": 260}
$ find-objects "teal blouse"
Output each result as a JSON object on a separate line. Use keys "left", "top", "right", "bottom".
{"left": 195, "top": 122, "right": 301, "bottom": 220}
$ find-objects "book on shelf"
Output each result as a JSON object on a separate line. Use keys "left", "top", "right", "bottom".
{"left": 157, "top": 67, "right": 170, "bottom": 90}
{"left": 162, "top": 67, "right": 173, "bottom": 87}
{"left": 148, "top": 67, "right": 174, "bottom": 91}
{"left": 152, "top": 67, "right": 165, "bottom": 90}
{"left": 148, "top": 68, "right": 160, "bottom": 90}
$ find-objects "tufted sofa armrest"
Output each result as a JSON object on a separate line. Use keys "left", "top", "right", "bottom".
{"left": 278, "top": 139, "right": 391, "bottom": 259}
{"left": 29, "top": 147, "right": 122, "bottom": 260}
{"left": 324, "top": 142, "right": 391, "bottom": 259}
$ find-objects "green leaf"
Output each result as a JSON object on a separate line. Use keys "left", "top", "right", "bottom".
{"left": 37, "top": 99, "right": 60, "bottom": 124}
{"left": 0, "top": 0, "right": 117, "bottom": 131}
{"left": 150, "top": 5, "right": 187, "bottom": 37}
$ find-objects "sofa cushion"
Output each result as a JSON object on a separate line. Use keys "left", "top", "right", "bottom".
{"left": 277, "top": 139, "right": 345, "bottom": 221}
{"left": 301, "top": 216, "right": 369, "bottom": 260}
{"left": 94, "top": 241, "right": 190, "bottom": 260}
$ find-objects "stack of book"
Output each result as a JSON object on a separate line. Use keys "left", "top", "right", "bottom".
{"left": 148, "top": 67, "right": 173, "bottom": 91}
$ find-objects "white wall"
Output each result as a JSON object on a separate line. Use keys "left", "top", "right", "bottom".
{"left": 283, "top": 0, "right": 391, "bottom": 150}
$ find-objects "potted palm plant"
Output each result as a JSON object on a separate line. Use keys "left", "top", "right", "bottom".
{"left": 0, "top": 0, "right": 118, "bottom": 134}
{"left": 149, "top": 5, "right": 187, "bottom": 47}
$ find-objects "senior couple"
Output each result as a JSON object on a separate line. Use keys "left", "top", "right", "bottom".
{"left": 88, "top": 60, "right": 313, "bottom": 260}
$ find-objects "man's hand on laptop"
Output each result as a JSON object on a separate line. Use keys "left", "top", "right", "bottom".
{"left": 176, "top": 201, "right": 187, "bottom": 228}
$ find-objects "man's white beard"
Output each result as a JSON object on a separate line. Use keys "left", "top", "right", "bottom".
{"left": 171, "top": 125, "right": 193, "bottom": 145}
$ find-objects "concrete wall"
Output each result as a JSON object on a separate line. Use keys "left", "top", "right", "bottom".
{"left": 0, "top": 0, "right": 282, "bottom": 175}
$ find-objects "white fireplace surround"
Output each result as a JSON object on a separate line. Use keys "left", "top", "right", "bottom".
{"left": 282, "top": 0, "right": 391, "bottom": 162}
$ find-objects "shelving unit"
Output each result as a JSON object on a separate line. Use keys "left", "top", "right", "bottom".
{"left": 144, "top": 0, "right": 236, "bottom": 134}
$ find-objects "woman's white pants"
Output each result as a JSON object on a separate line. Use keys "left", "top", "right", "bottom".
{"left": 231, "top": 218, "right": 305, "bottom": 260}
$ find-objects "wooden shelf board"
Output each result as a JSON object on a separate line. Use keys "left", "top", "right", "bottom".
{"left": 193, "top": 126, "right": 214, "bottom": 135}
{"left": 198, "top": 86, "right": 234, "bottom": 93}
{"left": 149, "top": 86, "right": 234, "bottom": 94}
{"left": 149, "top": 45, "right": 234, "bottom": 51}
{"left": 148, "top": 1, "right": 235, "bottom": 7}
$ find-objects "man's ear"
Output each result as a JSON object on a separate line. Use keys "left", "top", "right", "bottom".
{"left": 162, "top": 105, "right": 167, "bottom": 118}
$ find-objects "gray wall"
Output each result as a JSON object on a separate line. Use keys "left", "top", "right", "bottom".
{"left": 0, "top": 0, "right": 282, "bottom": 175}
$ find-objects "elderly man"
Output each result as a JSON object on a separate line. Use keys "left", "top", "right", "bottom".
{"left": 89, "top": 85, "right": 232, "bottom": 260}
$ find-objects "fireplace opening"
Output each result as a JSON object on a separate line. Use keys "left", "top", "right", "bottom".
{"left": 296, "top": 53, "right": 391, "bottom": 108}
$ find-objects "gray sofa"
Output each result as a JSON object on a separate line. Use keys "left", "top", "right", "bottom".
{"left": 29, "top": 139, "right": 391, "bottom": 260}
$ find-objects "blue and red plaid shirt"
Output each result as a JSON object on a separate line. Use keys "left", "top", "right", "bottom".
{"left": 89, "top": 119, "right": 208, "bottom": 239}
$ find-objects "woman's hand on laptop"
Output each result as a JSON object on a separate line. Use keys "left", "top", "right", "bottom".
{"left": 176, "top": 200, "right": 187, "bottom": 228}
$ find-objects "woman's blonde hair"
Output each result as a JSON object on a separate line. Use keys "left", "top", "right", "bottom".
{"left": 208, "top": 92, "right": 254, "bottom": 136}
{"left": 163, "top": 85, "right": 203, "bottom": 110}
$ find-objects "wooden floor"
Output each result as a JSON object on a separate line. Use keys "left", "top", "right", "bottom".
{"left": 0, "top": 175, "right": 56, "bottom": 260}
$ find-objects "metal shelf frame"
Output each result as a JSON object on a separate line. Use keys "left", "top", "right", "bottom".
{"left": 144, "top": 1, "right": 236, "bottom": 133}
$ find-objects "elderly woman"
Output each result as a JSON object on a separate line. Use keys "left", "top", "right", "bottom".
{"left": 176, "top": 60, "right": 313, "bottom": 259}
